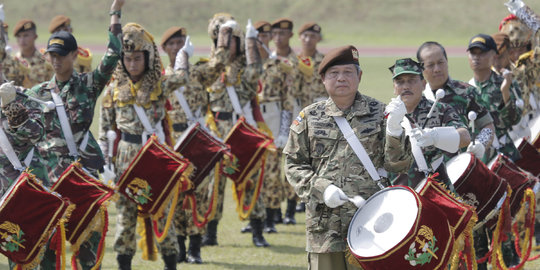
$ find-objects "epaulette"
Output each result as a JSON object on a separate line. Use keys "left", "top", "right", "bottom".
{"left": 196, "top": 57, "right": 209, "bottom": 64}
{"left": 516, "top": 50, "right": 534, "bottom": 67}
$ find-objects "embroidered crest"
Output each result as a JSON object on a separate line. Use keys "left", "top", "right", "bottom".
{"left": 125, "top": 177, "right": 153, "bottom": 205}
{"left": 461, "top": 193, "right": 480, "bottom": 208}
{"left": 404, "top": 225, "right": 439, "bottom": 266}
{"left": 0, "top": 221, "right": 26, "bottom": 252}
{"left": 293, "top": 111, "right": 304, "bottom": 125}
{"left": 222, "top": 155, "right": 240, "bottom": 175}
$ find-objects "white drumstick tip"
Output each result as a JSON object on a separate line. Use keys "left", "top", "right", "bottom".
{"left": 45, "top": 101, "right": 55, "bottom": 110}
{"left": 106, "top": 130, "right": 117, "bottom": 141}
{"left": 468, "top": 111, "right": 477, "bottom": 121}
{"left": 435, "top": 89, "right": 445, "bottom": 100}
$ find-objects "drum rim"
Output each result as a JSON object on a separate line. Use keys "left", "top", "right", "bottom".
{"left": 446, "top": 152, "right": 473, "bottom": 187}
{"left": 347, "top": 186, "right": 419, "bottom": 258}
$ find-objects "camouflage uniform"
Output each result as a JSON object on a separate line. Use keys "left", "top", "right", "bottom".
{"left": 297, "top": 51, "right": 327, "bottom": 107}
{"left": 390, "top": 97, "right": 466, "bottom": 189}
{"left": 284, "top": 93, "right": 412, "bottom": 253}
{"left": 2, "top": 54, "right": 29, "bottom": 87}
{"left": 259, "top": 50, "right": 298, "bottom": 208}
{"left": 470, "top": 71, "right": 523, "bottom": 162}
{"left": 15, "top": 50, "right": 54, "bottom": 89}
{"left": 206, "top": 53, "right": 264, "bottom": 221}
{"left": 0, "top": 98, "right": 49, "bottom": 194}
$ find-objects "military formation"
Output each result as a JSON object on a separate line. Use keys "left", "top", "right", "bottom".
{"left": 0, "top": 0, "right": 540, "bottom": 269}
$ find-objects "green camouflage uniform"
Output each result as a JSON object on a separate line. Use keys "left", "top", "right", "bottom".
{"left": 470, "top": 71, "right": 523, "bottom": 162}
{"left": 206, "top": 53, "right": 265, "bottom": 221}
{"left": 284, "top": 93, "right": 412, "bottom": 253}
{"left": 389, "top": 97, "right": 466, "bottom": 189}
{"left": 2, "top": 54, "right": 29, "bottom": 87}
{"left": 0, "top": 98, "right": 49, "bottom": 194}
{"left": 259, "top": 50, "right": 299, "bottom": 208}
{"left": 15, "top": 49, "right": 54, "bottom": 89}
{"left": 20, "top": 25, "right": 122, "bottom": 270}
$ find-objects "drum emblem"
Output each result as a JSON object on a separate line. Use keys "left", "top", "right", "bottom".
{"left": 0, "top": 221, "right": 26, "bottom": 252}
{"left": 126, "top": 177, "right": 153, "bottom": 205}
{"left": 404, "top": 225, "right": 439, "bottom": 266}
{"left": 461, "top": 193, "right": 480, "bottom": 208}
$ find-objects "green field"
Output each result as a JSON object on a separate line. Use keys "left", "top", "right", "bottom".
{"left": 2, "top": 0, "right": 540, "bottom": 269}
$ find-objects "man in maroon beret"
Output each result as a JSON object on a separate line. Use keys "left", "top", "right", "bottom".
{"left": 283, "top": 45, "right": 412, "bottom": 269}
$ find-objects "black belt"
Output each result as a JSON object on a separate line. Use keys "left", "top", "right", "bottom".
{"left": 121, "top": 132, "right": 142, "bottom": 144}
{"left": 172, "top": 123, "right": 188, "bottom": 132}
{"left": 211, "top": 111, "right": 233, "bottom": 121}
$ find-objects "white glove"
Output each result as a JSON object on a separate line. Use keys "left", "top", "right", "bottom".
{"left": 245, "top": 19, "right": 258, "bottom": 39}
{"left": 0, "top": 81, "right": 16, "bottom": 107}
{"left": 180, "top": 35, "right": 193, "bottom": 58}
{"left": 386, "top": 96, "right": 407, "bottom": 137}
{"left": 411, "top": 126, "right": 460, "bottom": 153}
{"left": 221, "top": 20, "right": 238, "bottom": 31}
{"left": 100, "top": 164, "right": 116, "bottom": 183}
{"left": 274, "top": 134, "right": 288, "bottom": 149}
{"left": 0, "top": 4, "right": 5, "bottom": 22}
{"left": 467, "top": 141, "right": 485, "bottom": 159}
{"left": 323, "top": 184, "right": 347, "bottom": 208}
{"left": 505, "top": 0, "right": 525, "bottom": 15}
{"left": 350, "top": 195, "right": 366, "bottom": 208}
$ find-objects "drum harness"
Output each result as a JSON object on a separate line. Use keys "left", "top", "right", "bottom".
{"left": 173, "top": 86, "right": 203, "bottom": 126}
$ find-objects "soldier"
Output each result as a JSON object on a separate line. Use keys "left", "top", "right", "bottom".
{"left": 467, "top": 34, "right": 523, "bottom": 162}
{"left": 388, "top": 58, "right": 470, "bottom": 189}
{"left": 284, "top": 45, "right": 412, "bottom": 269}
{"left": 258, "top": 18, "right": 298, "bottom": 228}
{"left": 416, "top": 41, "right": 495, "bottom": 160}
{"left": 201, "top": 14, "right": 270, "bottom": 248}
{"left": 48, "top": 15, "right": 93, "bottom": 73}
{"left": 297, "top": 22, "right": 326, "bottom": 106}
{"left": 254, "top": 21, "right": 271, "bottom": 60}
{"left": 13, "top": 19, "right": 54, "bottom": 88}
{"left": 8, "top": 1, "right": 125, "bottom": 269}
{"left": 99, "top": 20, "right": 187, "bottom": 269}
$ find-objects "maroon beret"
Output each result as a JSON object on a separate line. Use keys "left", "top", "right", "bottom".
{"left": 318, "top": 45, "right": 359, "bottom": 75}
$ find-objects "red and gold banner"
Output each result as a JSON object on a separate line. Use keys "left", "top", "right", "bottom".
{"left": 116, "top": 135, "right": 193, "bottom": 216}
{"left": 0, "top": 172, "right": 70, "bottom": 268}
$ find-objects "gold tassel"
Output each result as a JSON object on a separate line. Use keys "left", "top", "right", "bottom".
{"left": 345, "top": 249, "right": 363, "bottom": 269}
{"left": 137, "top": 217, "right": 158, "bottom": 261}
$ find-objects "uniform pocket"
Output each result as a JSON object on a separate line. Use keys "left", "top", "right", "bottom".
{"left": 305, "top": 201, "right": 328, "bottom": 233}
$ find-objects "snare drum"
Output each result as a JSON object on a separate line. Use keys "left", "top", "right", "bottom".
{"left": 347, "top": 186, "right": 454, "bottom": 270}
{"left": 446, "top": 153, "right": 508, "bottom": 227}
{"left": 515, "top": 140, "right": 540, "bottom": 177}
{"left": 488, "top": 154, "right": 539, "bottom": 217}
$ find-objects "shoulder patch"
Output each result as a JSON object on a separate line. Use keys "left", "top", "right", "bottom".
{"left": 293, "top": 111, "right": 304, "bottom": 126}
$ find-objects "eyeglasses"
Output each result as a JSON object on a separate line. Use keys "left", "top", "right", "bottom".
{"left": 325, "top": 69, "right": 357, "bottom": 79}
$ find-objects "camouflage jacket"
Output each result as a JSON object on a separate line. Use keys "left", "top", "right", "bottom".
{"left": 259, "top": 49, "right": 298, "bottom": 113}
{"left": 390, "top": 97, "right": 466, "bottom": 188}
{"left": 2, "top": 54, "right": 29, "bottom": 87}
{"left": 283, "top": 93, "right": 412, "bottom": 253}
{"left": 23, "top": 24, "right": 123, "bottom": 181}
{"left": 470, "top": 71, "right": 522, "bottom": 161}
{"left": 297, "top": 51, "right": 327, "bottom": 107}
{"left": 207, "top": 52, "right": 259, "bottom": 113}
{"left": 15, "top": 49, "right": 54, "bottom": 88}
{"left": 0, "top": 99, "right": 49, "bottom": 195}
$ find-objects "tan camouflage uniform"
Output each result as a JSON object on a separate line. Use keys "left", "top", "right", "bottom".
{"left": 284, "top": 93, "right": 412, "bottom": 253}
{"left": 15, "top": 49, "right": 54, "bottom": 88}
{"left": 2, "top": 54, "right": 29, "bottom": 87}
{"left": 298, "top": 51, "right": 327, "bottom": 107}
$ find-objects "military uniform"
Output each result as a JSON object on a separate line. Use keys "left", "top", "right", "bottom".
{"left": 469, "top": 71, "right": 522, "bottom": 162}
{"left": 284, "top": 93, "right": 412, "bottom": 253}
{"left": 390, "top": 97, "right": 466, "bottom": 188}
{"left": 15, "top": 50, "right": 54, "bottom": 89}
{"left": 98, "top": 24, "right": 185, "bottom": 263}
{"left": 2, "top": 54, "right": 29, "bottom": 87}
{"left": 298, "top": 51, "right": 326, "bottom": 106}
{"left": 48, "top": 15, "right": 93, "bottom": 73}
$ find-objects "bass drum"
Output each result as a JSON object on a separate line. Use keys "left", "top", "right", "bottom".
{"left": 446, "top": 152, "right": 508, "bottom": 229}
{"left": 347, "top": 186, "right": 454, "bottom": 270}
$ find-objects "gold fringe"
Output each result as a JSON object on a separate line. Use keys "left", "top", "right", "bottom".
{"left": 345, "top": 249, "right": 363, "bottom": 268}
{"left": 205, "top": 105, "right": 221, "bottom": 138}
{"left": 154, "top": 182, "right": 180, "bottom": 243}
{"left": 491, "top": 186, "right": 512, "bottom": 270}
{"left": 137, "top": 217, "right": 158, "bottom": 261}
{"left": 232, "top": 151, "right": 268, "bottom": 221}
{"left": 89, "top": 209, "right": 107, "bottom": 270}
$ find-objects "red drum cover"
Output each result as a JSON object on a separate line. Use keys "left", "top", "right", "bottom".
{"left": 515, "top": 140, "right": 540, "bottom": 177}
{"left": 489, "top": 154, "right": 537, "bottom": 217}
{"left": 0, "top": 172, "right": 70, "bottom": 265}
{"left": 51, "top": 163, "right": 114, "bottom": 245}
{"left": 223, "top": 117, "right": 273, "bottom": 185}
{"left": 117, "top": 136, "right": 193, "bottom": 215}
{"left": 446, "top": 153, "right": 508, "bottom": 225}
{"left": 174, "top": 123, "right": 231, "bottom": 188}
{"left": 348, "top": 186, "right": 454, "bottom": 270}
{"left": 417, "top": 178, "right": 476, "bottom": 240}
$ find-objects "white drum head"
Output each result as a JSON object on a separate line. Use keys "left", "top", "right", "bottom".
{"left": 446, "top": 153, "right": 472, "bottom": 185}
{"left": 348, "top": 187, "right": 418, "bottom": 257}
{"left": 487, "top": 154, "right": 502, "bottom": 170}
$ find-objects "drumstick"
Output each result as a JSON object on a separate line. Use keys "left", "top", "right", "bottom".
{"left": 502, "top": 69, "right": 525, "bottom": 109}
{"left": 422, "top": 89, "right": 445, "bottom": 129}
{"left": 16, "top": 91, "right": 55, "bottom": 110}
{"left": 106, "top": 130, "right": 117, "bottom": 170}
{"left": 468, "top": 111, "right": 477, "bottom": 145}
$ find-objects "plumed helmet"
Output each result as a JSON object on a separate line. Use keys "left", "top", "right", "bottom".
{"left": 208, "top": 13, "right": 245, "bottom": 53}
{"left": 500, "top": 18, "right": 532, "bottom": 48}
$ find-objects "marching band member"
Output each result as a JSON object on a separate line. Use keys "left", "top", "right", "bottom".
{"left": 284, "top": 45, "right": 412, "bottom": 269}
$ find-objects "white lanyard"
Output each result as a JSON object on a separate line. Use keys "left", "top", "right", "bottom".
{"left": 401, "top": 117, "right": 430, "bottom": 172}
{"left": 51, "top": 89, "right": 79, "bottom": 157}
{"left": 225, "top": 85, "right": 256, "bottom": 126}
{"left": 173, "top": 86, "right": 195, "bottom": 122}
{"left": 333, "top": 116, "right": 383, "bottom": 188}
{"left": 133, "top": 104, "right": 165, "bottom": 143}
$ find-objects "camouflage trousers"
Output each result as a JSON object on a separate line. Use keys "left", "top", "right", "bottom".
{"left": 261, "top": 150, "right": 285, "bottom": 209}
{"left": 174, "top": 191, "right": 207, "bottom": 237}
{"left": 244, "top": 169, "right": 266, "bottom": 220}
{"left": 113, "top": 140, "right": 178, "bottom": 256}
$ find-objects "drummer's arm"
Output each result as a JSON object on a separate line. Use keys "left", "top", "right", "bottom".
{"left": 284, "top": 113, "right": 328, "bottom": 203}
{"left": 382, "top": 114, "right": 413, "bottom": 173}
{"left": 457, "top": 128, "right": 471, "bottom": 148}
